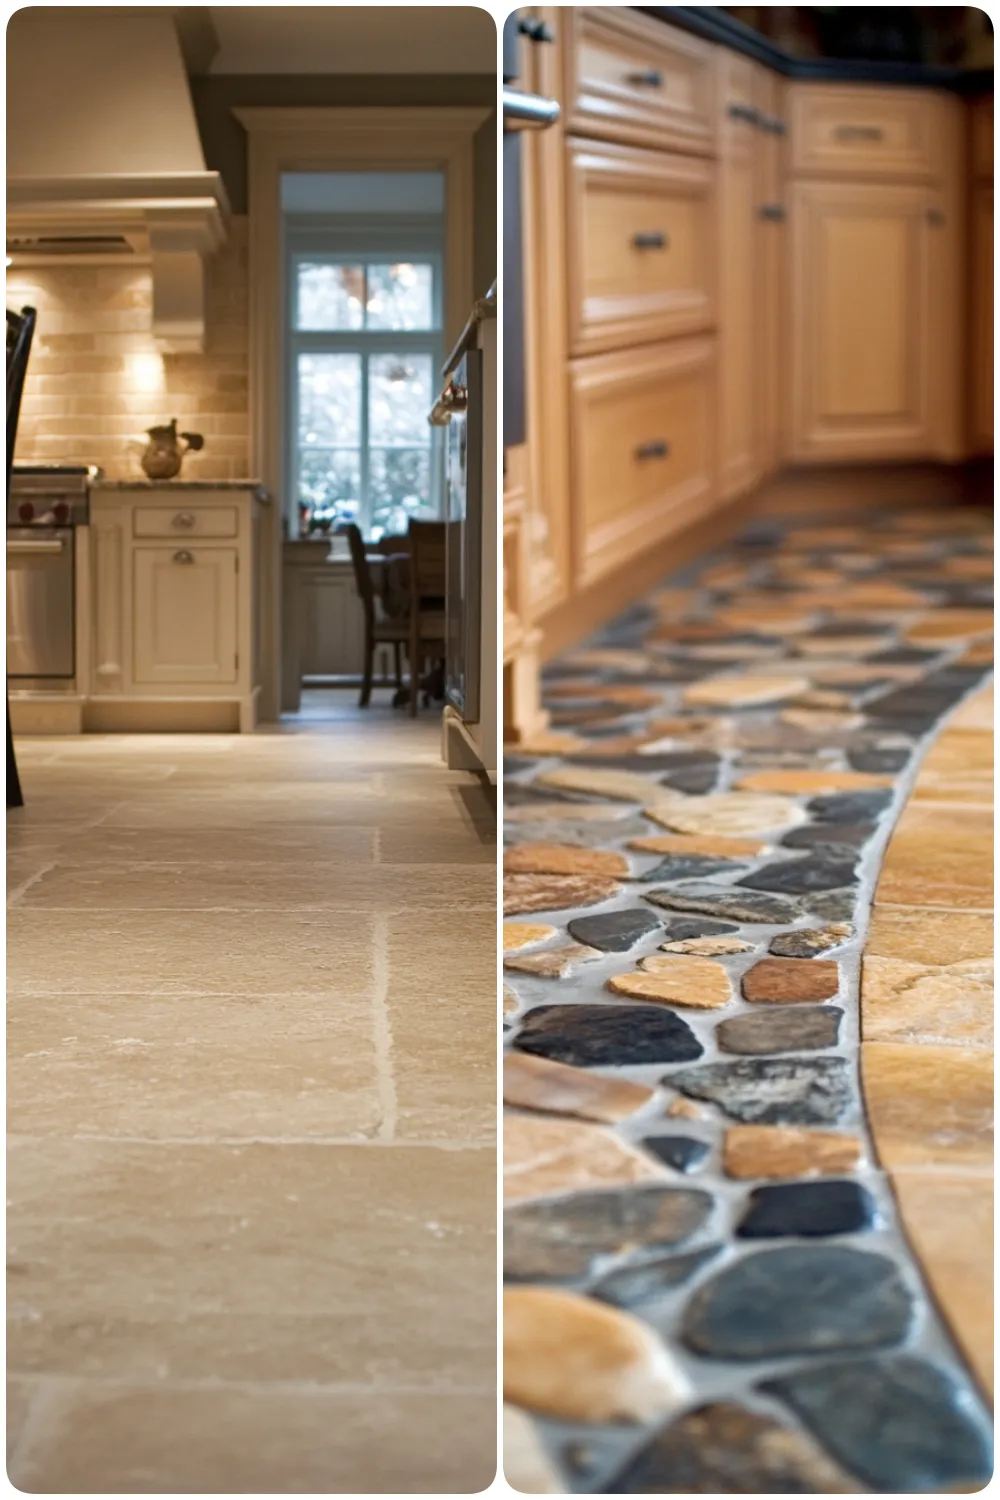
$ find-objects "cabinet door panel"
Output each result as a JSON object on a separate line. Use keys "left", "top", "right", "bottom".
{"left": 133, "top": 546, "right": 238, "bottom": 686}
{"left": 790, "top": 181, "right": 933, "bottom": 459}
{"left": 971, "top": 184, "right": 994, "bottom": 452}
{"left": 567, "top": 137, "right": 716, "bottom": 354}
{"left": 717, "top": 53, "right": 759, "bottom": 498}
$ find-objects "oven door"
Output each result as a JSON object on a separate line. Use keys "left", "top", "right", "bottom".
{"left": 6, "top": 527, "right": 75, "bottom": 679}
{"left": 444, "top": 350, "right": 483, "bottom": 723}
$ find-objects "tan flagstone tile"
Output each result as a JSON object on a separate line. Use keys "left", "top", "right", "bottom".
{"left": 504, "top": 872, "right": 622, "bottom": 916}
{"left": 945, "top": 683, "right": 993, "bottom": 731}
{"left": 504, "top": 843, "right": 630, "bottom": 878}
{"left": 503, "top": 1112, "right": 662, "bottom": 1203}
{"left": 722, "top": 1125, "right": 863, "bottom": 1179}
{"left": 861, "top": 1043, "right": 993, "bottom": 1170}
{"left": 862, "top": 953, "right": 993, "bottom": 1048}
{"left": 876, "top": 803, "right": 993, "bottom": 909}
{"left": 890, "top": 1171, "right": 994, "bottom": 1398}
{"left": 866, "top": 907, "right": 993, "bottom": 967}
{"left": 906, "top": 609, "right": 994, "bottom": 644}
{"left": 612, "top": 955, "right": 733, "bottom": 1009}
{"left": 735, "top": 769, "right": 893, "bottom": 795}
{"left": 503, "top": 941, "right": 604, "bottom": 979}
{"left": 502, "top": 1053, "right": 654, "bottom": 1124}
{"left": 910, "top": 729, "right": 993, "bottom": 804}
{"left": 504, "top": 922, "right": 558, "bottom": 953}
{"left": 628, "top": 832, "right": 771, "bottom": 857}
{"left": 683, "top": 675, "right": 810, "bottom": 708}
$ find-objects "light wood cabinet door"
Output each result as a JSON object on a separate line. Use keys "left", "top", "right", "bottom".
{"left": 754, "top": 67, "right": 786, "bottom": 475}
{"left": 971, "top": 183, "right": 994, "bottom": 453}
{"left": 717, "top": 52, "right": 760, "bottom": 499}
{"left": 789, "top": 180, "right": 942, "bottom": 461}
{"left": 132, "top": 545, "right": 239, "bottom": 686}
{"left": 569, "top": 335, "right": 715, "bottom": 588}
{"left": 566, "top": 137, "right": 716, "bottom": 354}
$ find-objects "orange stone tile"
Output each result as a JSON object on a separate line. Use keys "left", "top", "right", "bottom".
{"left": 861, "top": 1043, "right": 993, "bottom": 1170}
{"left": 906, "top": 609, "right": 994, "bottom": 644}
{"left": 946, "top": 684, "right": 994, "bottom": 732}
{"left": 735, "top": 769, "right": 893, "bottom": 795}
{"left": 503, "top": 844, "right": 630, "bottom": 878}
{"left": 627, "top": 832, "right": 770, "bottom": 858}
{"left": 867, "top": 907, "right": 993, "bottom": 968}
{"left": 956, "top": 639, "right": 994, "bottom": 666}
{"left": 876, "top": 803, "right": 993, "bottom": 909}
{"left": 910, "top": 730, "right": 993, "bottom": 805}
{"left": 861, "top": 953, "right": 993, "bottom": 1048}
{"left": 890, "top": 1171, "right": 994, "bottom": 1398}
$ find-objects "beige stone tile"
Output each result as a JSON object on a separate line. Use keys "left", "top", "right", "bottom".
{"left": 7, "top": 1140, "right": 495, "bottom": 1386}
{"left": 6, "top": 907, "right": 377, "bottom": 997}
{"left": 38, "top": 822, "right": 379, "bottom": 865}
{"left": 14, "top": 857, "right": 494, "bottom": 911}
{"left": 891, "top": 1171, "right": 994, "bottom": 1398}
{"left": 8, "top": 992, "right": 381, "bottom": 1139}
{"left": 946, "top": 683, "right": 994, "bottom": 732}
{"left": 910, "top": 729, "right": 993, "bottom": 804}
{"left": 10, "top": 1384, "right": 496, "bottom": 1495}
{"left": 861, "top": 1043, "right": 993, "bottom": 1170}
{"left": 384, "top": 911, "right": 496, "bottom": 1144}
{"left": 867, "top": 907, "right": 993, "bottom": 967}
{"left": 6, "top": 1378, "right": 38, "bottom": 1464}
{"left": 876, "top": 803, "right": 993, "bottom": 909}
{"left": 378, "top": 822, "right": 495, "bottom": 864}
{"left": 862, "top": 954, "right": 993, "bottom": 1048}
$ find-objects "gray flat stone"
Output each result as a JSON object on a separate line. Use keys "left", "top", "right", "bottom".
{"left": 644, "top": 883, "right": 802, "bottom": 924}
{"left": 716, "top": 1005, "right": 843, "bottom": 1056}
{"left": 683, "top": 1245, "right": 913, "bottom": 1358}
{"left": 769, "top": 924, "right": 854, "bottom": 958}
{"left": 566, "top": 908, "right": 662, "bottom": 952}
{"left": 781, "top": 823, "right": 876, "bottom": 851}
{"left": 505, "top": 818, "right": 651, "bottom": 848}
{"left": 805, "top": 889, "right": 859, "bottom": 922}
{"left": 738, "top": 855, "right": 858, "bottom": 896}
{"left": 638, "top": 854, "right": 747, "bottom": 883}
{"left": 737, "top": 1179, "right": 876, "bottom": 1238}
{"left": 514, "top": 1003, "right": 703, "bottom": 1068}
{"left": 661, "top": 918, "right": 738, "bottom": 941}
{"left": 591, "top": 1245, "right": 722, "bottom": 1309}
{"left": 504, "top": 1185, "right": 714, "bottom": 1280}
{"left": 669, "top": 1056, "right": 853, "bottom": 1125}
{"left": 760, "top": 1356, "right": 993, "bottom": 1492}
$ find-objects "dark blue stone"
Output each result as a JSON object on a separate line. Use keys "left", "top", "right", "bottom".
{"left": 641, "top": 1135, "right": 711, "bottom": 1173}
{"left": 591, "top": 1244, "right": 722, "bottom": 1309}
{"left": 736, "top": 1179, "right": 876, "bottom": 1238}
{"left": 738, "top": 856, "right": 858, "bottom": 895}
{"left": 761, "top": 1356, "right": 993, "bottom": 1492}
{"left": 567, "top": 908, "right": 661, "bottom": 952}
{"left": 640, "top": 854, "right": 746, "bottom": 883}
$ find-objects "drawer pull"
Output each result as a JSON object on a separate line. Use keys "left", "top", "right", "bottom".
{"left": 632, "top": 231, "right": 668, "bottom": 250}
{"left": 728, "top": 102, "right": 760, "bottom": 125}
{"left": 835, "top": 124, "right": 885, "bottom": 142}
{"left": 635, "top": 439, "right": 670, "bottom": 461}
{"left": 926, "top": 208, "right": 946, "bottom": 227}
{"left": 172, "top": 511, "right": 196, "bottom": 529}
{"left": 758, "top": 203, "right": 786, "bottom": 222}
{"left": 172, "top": 549, "right": 195, "bottom": 564}
{"left": 626, "top": 68, "right": 663, "bottom": 88}
{"left": 760, "top": 113, "right": 787, "bottom": 135}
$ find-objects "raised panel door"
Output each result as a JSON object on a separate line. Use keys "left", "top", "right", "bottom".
{"left": 717, "top": 52, "right": 759, "bottom": 499}
{"left": 790, "top": 180, "right": 934, "bottom": 459}
{"left": 971, "top": 183, "right": 994, "bottom": 453}
{"left": 132, "top": 545, "right": 238, "bottom": 686}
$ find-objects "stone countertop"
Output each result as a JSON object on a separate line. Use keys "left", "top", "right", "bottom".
{"left": 93, "top": 479, "right": 270, "bottom": 499}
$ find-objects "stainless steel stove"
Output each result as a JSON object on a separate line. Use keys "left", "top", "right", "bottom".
{"left": 7, "top": 464, "right": 100, "bottom": 683}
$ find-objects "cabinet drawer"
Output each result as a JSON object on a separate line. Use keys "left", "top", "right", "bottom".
{"left": 567, "top": 8, "right": 716, "bottom": 155}
{"left": 790, "top": 85, "right": 943, "bottom": 181}
{"left": 567, "top": 138, "right": 716, "bottom": 354}
{"left": 133, "top": 505, "right": 239, "bottom": 539}
{"left": 570, "top": 336, "right": 715, "bottom": 587}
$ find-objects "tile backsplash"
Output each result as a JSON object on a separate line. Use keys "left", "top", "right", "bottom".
{"left": 7, "top": 217, "right": 250, "bottom": 481}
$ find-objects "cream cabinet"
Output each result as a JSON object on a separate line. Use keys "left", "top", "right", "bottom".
{"left": 87, "top": 483, "right": 266, "bottom": 732}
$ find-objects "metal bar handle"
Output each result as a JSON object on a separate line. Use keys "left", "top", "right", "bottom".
{"left": 835, "top": 124, "right": 885, "bottom": 142}
{"left": 758, "top": 204, "right": 786, "bottom": 222}
{"left": 626, "top": 69, "right": 664, "bottom": 88}
{"left": 632, "top": 231, "right": 668, "bottom": 250}
{"left": 173, "top": 549, "right": 195, "bottom": 564}
{"left": 728, "top": 102, "right": 760, "bottom": 125}
{"left": 635, "top": 440, "right": 670, "bottom": 461}
{"left": 6, "top": 537, "right": 66, "bottom": 554}
{"left": 503, "top": 87, "right": 560, "bottom": 131}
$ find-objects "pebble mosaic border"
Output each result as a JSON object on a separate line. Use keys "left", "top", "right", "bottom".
{"left": 502, "top": 509, "right": 994, "bottom": 1494}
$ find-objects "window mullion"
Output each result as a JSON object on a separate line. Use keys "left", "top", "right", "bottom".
{"left": 360, "top": 350, "right": 371, "bottom": 538}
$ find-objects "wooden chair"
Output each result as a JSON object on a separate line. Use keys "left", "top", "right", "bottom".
{"left": 344, "top": 523, "right": 406, "bottom": 707}
{"left": 406, "top": 520, "right": 448, "bottom": 718}
{"left": 6, "top": 306, "right": 36, "bottom": 810}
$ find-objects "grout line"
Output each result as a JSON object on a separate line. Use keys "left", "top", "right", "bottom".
{"left": 370, "top": 911, "right": 398, "bottom": 1142}
{"left": 8, "top": 1372, "right": 498, "bottom": 1399}
{"left": 6, "top": 860, "right": 57, "bottom": 907}
{"left": 6, "top": 1132, "right": 492, "bottom": 1149}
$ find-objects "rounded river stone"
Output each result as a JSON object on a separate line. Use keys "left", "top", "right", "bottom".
{"left": 641, "top": 1135, "right": 711, "bottom": 1173}
{"left": 760, "top": 1355, "right": 993, "bottom": 1492}
{"left": 716, "top": 1005, "right": 843, "bottom": 1056}
{"left": 591, "top": 1245, "right": 722, "bottom": 1310}
{"left": 567, "top": 909, "right": 662, "bottom": 952}
{"left": 514, "top": 1003, "right": 703, "bottom": 1068}
{"left": 668, "top": 1056, "right": 852, "bottom": 1125}
{"left": 504, "top": 1185, "right": 714, "bottom": 1280}
{"left": 736, "top": 1179, "right": 876, "bottom": 1238}
{"left": 682, "top": 1245, "right": 913, "bottom": 1358}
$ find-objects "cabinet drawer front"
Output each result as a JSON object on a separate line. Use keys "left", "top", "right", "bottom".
{"left": 568, "top": 8, "right": 716, "bottom": 154}
{"left": 790, "top": 85, "right": 942, "bottom": 180}
{"left": 972, "top": 96, "right": 993, "bottom": 181}
{"left": 133, "top": 506, "right": 239, "bottom": 539}
{"left": 132, "top": 546, "right": 239, "bottom": 686}
{"left": 567, "top": 139, "right": 716, "bottom": 354}
{"left": 571, "top": 337, "right": 715, "bottom": 587}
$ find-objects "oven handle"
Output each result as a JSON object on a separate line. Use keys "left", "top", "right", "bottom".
{"left": 503, "top": 87, "right": 560, "bottom": 132}
{"left": 6, "top": 537, "right": 67, "bottom": 554}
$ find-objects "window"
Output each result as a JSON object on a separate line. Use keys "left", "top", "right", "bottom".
{"left": 287, "top": 246, "right": 444, "bottom": 540}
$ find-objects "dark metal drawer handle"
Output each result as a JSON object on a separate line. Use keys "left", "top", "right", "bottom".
{"left": 632, "top": 231, "right": 668, "bottom": 250}
{"left": 758, "top": 203, "right": 786, "bottom": 222}
{"left": 626, "top": 69, "right": 663, "bottom": 88}
{"left": 926, "top": 208, "right": 946, "bottom": 227}
{"left": 760, "top": 113, "right": 787, "bottom": 135}
{"left": 728, "top": 102, "right": 760, "bottom": 125}
{"left": 835, "top": 124, "right": 885, "bottom": 142}
{"left": 635, "top": 440, "right": 670, "bottom": 461}
{"left": 518, "top": 17, "right": 554, "bottom": 43}
{"left": 173, "top": 549, "right": 195, "bottom": 564}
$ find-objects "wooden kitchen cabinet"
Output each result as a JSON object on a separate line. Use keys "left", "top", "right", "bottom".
{"left": 970, "top": 96, "right": 993, "bottom": 455}
{"left": 566, "top": 136, "right": 716, "bottom": 354}
{"left": 789, "top": 83, "right": 947, "bottom": 182}
{"left": 569, "top": 334, "right": 715, "bottom": 588}
{"left": 88, "top": 483, "right": 265, "bottom": 731}
{"left": 754, "top": 67, "right": 786, "bottom": 475}
{"left": 717, "top": 51, "right": 760, "bottom": 498}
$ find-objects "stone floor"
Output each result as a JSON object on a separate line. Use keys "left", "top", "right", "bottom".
{"left": 7, "top": 691, "right": 497, "bottom": 1493}
{"left": 502, "top": 509, "right": 993, "bottom": 1494}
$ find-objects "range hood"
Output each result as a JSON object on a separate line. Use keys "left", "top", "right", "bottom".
{"left": 6, "top": 9, "right": 228, "bottom": 353}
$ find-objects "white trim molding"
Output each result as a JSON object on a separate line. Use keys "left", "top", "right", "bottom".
{"left": 236, "top": 105, "right": 490, "bottom": 721}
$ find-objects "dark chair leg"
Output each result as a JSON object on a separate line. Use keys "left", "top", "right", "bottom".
{"left": 359, "top": 627, "right": 374, "bottom": 707}
{"left": 409, "top": 625, "right": 420, "bottom": 719}
{"left": 393, "top": 641, "right": 402, "bottom": 692}
{"left": 7, "top": 695, "right": 23, "bottom": 809}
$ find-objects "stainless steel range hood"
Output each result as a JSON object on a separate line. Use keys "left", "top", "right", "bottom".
{"left": 6, "top": 9, "right": 229, "bottom": 353}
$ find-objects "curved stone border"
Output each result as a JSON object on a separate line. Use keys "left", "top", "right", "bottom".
{"left": 861, "top": 679, "right": 994, "bottom": 1400}
{"left": 502, "top": 509, "right": 994, "bottom": 1493}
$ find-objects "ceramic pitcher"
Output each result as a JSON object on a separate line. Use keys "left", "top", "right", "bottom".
{"left": 140, "top": 419, "right": 205, "bottom": 480}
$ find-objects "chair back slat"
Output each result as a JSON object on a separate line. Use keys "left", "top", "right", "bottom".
{"left": 344, "top": 523, "right": 375, "bottom": 612}
{"left": 407, "top": 519, "right": 448, "bottom": 601}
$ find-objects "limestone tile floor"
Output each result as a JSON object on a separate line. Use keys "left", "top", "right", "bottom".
{"left": 7, "top": 692, "right": 497, "bottom": 1494}
{"left": 861, "top": 679, "right": 994, "bottom": 1400}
